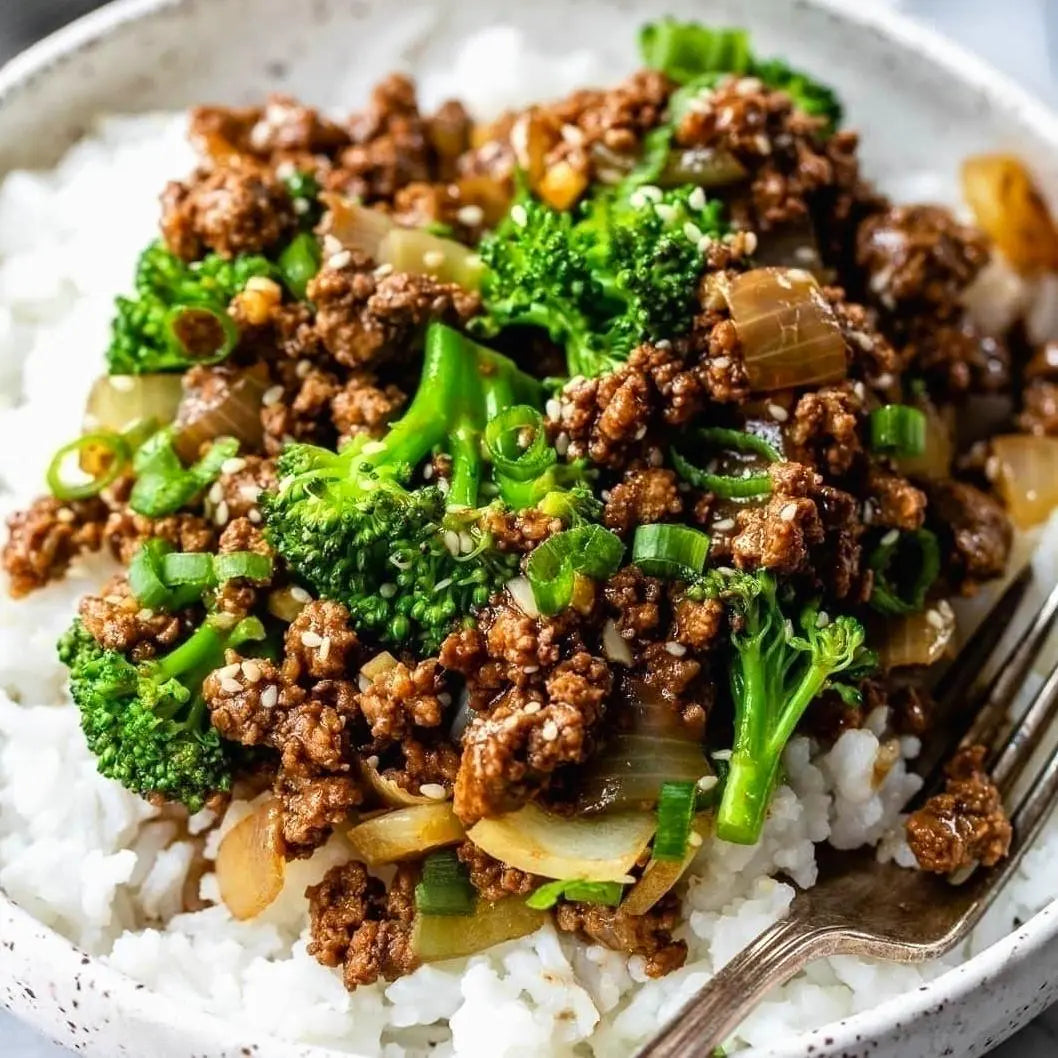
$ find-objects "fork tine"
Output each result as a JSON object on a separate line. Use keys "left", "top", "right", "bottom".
{"left": 1008, "top": 721, "right": 1058, "bottom": 854}
{"left": 992, "top": 655, "right": 1058, "bottom": 795}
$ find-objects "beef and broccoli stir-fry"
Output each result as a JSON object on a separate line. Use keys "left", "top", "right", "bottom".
{"left": 6, "top": 18, "right": 1058, "bottom": 987}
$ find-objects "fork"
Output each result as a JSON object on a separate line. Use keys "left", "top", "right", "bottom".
{"left": 641, "top": 568, "right": 1058, "bottom": 1058}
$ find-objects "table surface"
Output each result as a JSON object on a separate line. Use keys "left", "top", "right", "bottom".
{"left": 1, "top": 0, "right": 1057, "bottom": 1055}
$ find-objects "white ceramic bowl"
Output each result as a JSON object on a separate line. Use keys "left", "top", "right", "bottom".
{"left": 2, "top": 1, "right": 1058, "bottom": 1056}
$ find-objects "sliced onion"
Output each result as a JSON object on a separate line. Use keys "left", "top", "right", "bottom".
{"left": 536, "top": 161, "right": 590, "bottom": 212}
{"left": 721, "top": 268, "right": 847, "bottom": 392}
{"left": 267, "top": 586, "right": 309, "bottom": 623}
{"left": 173, "top": 361, "right": 269, "bottom": 463}
{"left": 751, "top": 217, "right": 825, "bottom": 277}
{"left": 961, "top": 155, "right": 1058, "bottom": 275}
{"left": 621, "top": 815, "right": 710, "bottom": 916}
{"left": 216, "top": 799, "right": 285, "bottom": 921}
{"left": 360, "top": 650, "right": 399, "bottom": 683}
{"left": 505, "top": 576, "right": 541, "bottom": 619}
{"left": 876, "top": 601, "right": 956, "bottom": 670}
{"left": 896, "top": 402, "right": 954, "bottom": 482}
{"left": 84, "top": 374, "right": 184, "bottom": 435}
{"left": 412, "top": 897, "right": 546, "bottom": 962}
{"left": 990, "top": 434, "right": 1058, "bottom": 529}
{"left": 576, "top": 679, "right": 711, "bottom": 813}
{"left": 658, "top": 147, "right": 748, "bottom": 189}
{"left": 347, "top": 803, "right": 465, "bottom": 866}
{"left": 323, "top": 193, "right": 483, "bottom": 289}
{"left": 467, "top": 803, "right": 656, "bottom": 883}
{"left": 359, "top": 757, "right": 440, "bottom": 808}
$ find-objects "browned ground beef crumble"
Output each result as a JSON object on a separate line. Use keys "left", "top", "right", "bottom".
{"left": 5, "top": 58, "right": 1044, "bottom": 988}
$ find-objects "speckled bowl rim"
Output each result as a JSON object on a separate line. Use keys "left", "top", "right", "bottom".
{"left": 2, "top": 1, "right": 1058, "bottom": 1056}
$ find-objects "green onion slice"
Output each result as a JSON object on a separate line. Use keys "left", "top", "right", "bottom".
{"left": 632, "top": 524, "right": 711, "bottom": 580}
{"left": 870, "top": 405, "right": 927, "bottom": 459}
{"left": 164, "top": 303, "right": 239, "bottom": 366}
{"left": 485, "top": 405, "right": 557, "bottom": 484}
{"left": 868, "top": 528, "right": 940, "bottom": 616}
{"left": 46, "top": 432, "right": 131, "bottom": 501}
{"left": 213, "top": 551, "right": 273, "bottom": 583}
{"left": 278, "top": 232, "right": 322, "bottom": 301}
{"left": 654, "top": 781, "right": 697, "bottom": 861}
{"left": 671, "top": 426, "right": 781, "bottom": 499}
{"left": 525, "top": 878, "right": 625, "bottom": 910}
{"left": 414, "top": 849, "right": 476, "bottom": 917}
{"left": 128, "top": 539, "right": 175, "bottom": 610}
{"left": 161, "top": 551, "right": 215, "bottom": 587}
{"left": 525, "top": 525, "right": 625, "bottom": 616}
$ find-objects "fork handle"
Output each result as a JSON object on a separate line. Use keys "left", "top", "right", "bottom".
{"left": 640, "top": 913, "right": 847, "bottom": 1057}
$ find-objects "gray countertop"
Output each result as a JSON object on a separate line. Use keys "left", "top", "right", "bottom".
{"left": 0, "top": 0, "right": 1057, "bottom": 1055}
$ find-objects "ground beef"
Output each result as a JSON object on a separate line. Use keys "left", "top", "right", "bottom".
{"left": 866, "top": 468, "right": 927, "bottom": 531}
{"left": 553, "top": 891, "right": 687, "bottom": 977}
{"left": 330, "top": 372, "right": 407, "bottom": 443}
{"left": 786, "top": 383, "right": 865, "bottom": 478}
{"left": 927, "top": 479, "right": 1012, "bottom": 586}
{"left": 1020, "top": 377, "right": 1058, "bottom": 436}
{"left": 671, "top": 595, "right": 725, "bottom": 651}
{"left": 160, "top": 164, "right": 296, "bottom": 261}
{"left": 308, "top": 255, "right": 480, "bottom": 369}
{"left": 903, "top": 320, "right": 1010, "bottom": 398}
{"left": 814, "top": 483, "right": 869, "bottom": 602}
{"left": 479, "top": 505, "right": 563, "bottom": 554}
{"left": 358, "top": 658, "right": 447, "bottom": 741}
{"left": 2, "top": 495, "right": 107, "bottom": 597}
{"left": 260, "top": 365, "right": 340, "bottom": 455}
{"left": 277, "top": 772, "right": 363, "bottom": 856}
{"left": 102, "top": 508, "right": 216, "bottom": 567}
{"left": 78, "top": 574, "right": 187, "bottom": 661}
{"left": 370, "top": 735, "right": 461, "bottom": 798}
{"left": 603, "top": 467, "right": 684, "bottom": 534}
{"left": 306, "top": 860, "right": 419, "bottom": 989}
{"left": 906, "top": 745, "right": 1011, "bottom": 874}
{"left": 457, "top": 842, "right": 539, "bottom": 902}
{"left": 824, "top": 290, "right": 904, "bottom": 390}
{"left": 857, "top": 204, "right": 987, "bottom": 314}
{"left": 211, "top": 456, "right": 277, "bottom": 525}
{"left": 282, "top": 600, "right": 362, "bottom": 682}
{"left": 603, "top": 567, "right": 664, "bottom": 639}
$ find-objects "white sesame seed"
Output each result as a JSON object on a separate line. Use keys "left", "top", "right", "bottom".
{"left": 290, "top": 586, "right": 312, "bottom": 603}
{"left": 985, "top": 455, "right": 1000, "bottom": 481}
{"left": 56, "top": 507, "right": 75, "bottom": 523}
{"left": 768, "top": 403, "right": 790, "bottom": 423}
{"left": 213, "top": 501, "right": 230, "bottom": 526}
{"left": 541, "top": 720, "right": 559, "bottom": 741}
{"left": 373, "top": 262, "right": 395, "bottom": 278}
{"left": 220, "top": 677, "right": 243, "bottom": 694}
{"left": 780, "top": 503, "right": 799, "bottom": 522}
{"left": 217, "top": 663, "right": 240, "bottom": 679}
{"left": 459, "top": 531, "right": 476, "bottom": 554}
{"left": 522, "top": 665, "right": 539, "bottom": 674}
{"left": 925, "top": 609, "right": 945, "bottom": 630}
{"left": 555, "top": 432, "right": 570, "bottom": 456}
{"left": 655, "top": 340, "right": 673, "bottom": 351}
{"left": 524, "top": 701, "right": 542, "bottom": 714}
{"left": 634, "top": 425, "right": 648, "bottom": 441}
{"left": 239, "top": 484, "right": 261, "bottom": 503}
{"left": 510, "top": 204, "right": 528, "bottom": 227}
{"left": 327, "top": 249, "right": 352, "bottom": 270}
{"left": 419, "top": 783, "right": 448, "bottom": 800}
{"left": 322, "top": 234, "right": 343, "bottom": 256}
{"left": 654, "top": 203, "right": 678, "bottom": 223}
{"left": 881, "top": 528, "right": 900, "bottom": 547}
{"left": 873, "top": 372, "right": 894, "bottom": 389}
{"left": 665, "top": 641, "right": 687, "bottom": 657}
{"left": 262, "top": 385, "right": 284, "bottom": 407}
{"left": 853, "top": 381, "right": 867, "bottom": 402}
{"left": 248, "top": 509, "right": 262, "bottom": 524}
{"left": 697, "top": 774, "right": 718, "bottom": 791}
{"left": 713, "top": 355, "right": 731, "bottom": 369}
{"left": 697, "top": 234, "right": 715, "bottom": 255}
{"left": 422, "top": 249, "right": 446, "bottom": 269}
{"left": 648, "top": 447, "right": 664, "bottom": 467}
{"left": 743, "top": 231, "right": 759, "bottom": 255}
{"left": 318, "top": 636, "right": 332, "bottom": 662}
{"left": 545, "top": 398, "right": 561, "bottom": 420}
{"left": 293, "top": 198, "right": 310, "bottom": 215}
{"left": 688, "top": 187, "right": 707, "bottom": 211}
{"left": 221, "top": 457, "right": 247, "bottom": 475}
{"left": 208, "top": 482, "right": 224, "bottom": 504}
{"left": 713, "top": 517, "right": 736, "bottom": 531}
{"left": 712, "top": 749, "right": 733, "bottom": 762}
{"left": 300, "top": 630, "right": 323, "bottom": 648}
{"left": 638, "top": 185, "right": 663, "bottom": 203}
{"left": 683, "top": 220, "right": 704, "bottom": 243}
{"left": 457, "top": 204, "right": 484, "bottom": 226}
{"left": 443, "top": 530, "right": 460, "bottom": 556}
{"left": 357, "top": 674, "right": 372, "bottom": 692}
{"left": 261, "top": 685, "right": 278, "bottom": 709}
{"left": 422, "top": 463, "right": 434, "bottom": 480}
{"left": 136, "top": 608, "right": 154, "bottom": 621}
{"left": 241, "top": 660, "right": 262, "bottom": 683}
{"left": 436, "top": 477, "right": 450, "bottom": 496}
{"left": 295, "top": 358, "right": 312, "bottom": 379}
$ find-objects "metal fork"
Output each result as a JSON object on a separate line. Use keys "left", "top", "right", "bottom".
{"left": 641, "top": 569, "right": 1058, "bottom": 1058}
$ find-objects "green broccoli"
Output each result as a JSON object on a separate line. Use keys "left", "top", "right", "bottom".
{"left": 57, "top": 614, "right": 267, "bottom": 811}
{"left": 695, "top": 569, "right": 874, "bottom": 844}
{"left": 477, "top": 184, "right": 726, "bottom": 378}
{"left": 262, "top": 323, "right": 596, "bottom": 652}
{"left": 638, "top": 18, "right": 843, "bottom": 131}
{"left": 107, "top": 240, "right": 278, "bottom": 375}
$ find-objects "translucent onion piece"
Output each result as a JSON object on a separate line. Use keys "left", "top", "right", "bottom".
{"left": 412, "top": 897, "right": 547, "bottom": 962}
{"left": 622, "top": 815, "right": 710, "bottom": 916}
{"left": 322, "top": 191, "right": 394, "bottom": 258}
{"left": 505, "top": 576, "right": 541, "bottom": 619}
{"left": 360, "top": 650, "right": 399, "bottom": 683}
{"left": 658, "top": 147, "right": 748, "bottom": 189}
{"left": 359, "top": 757, "right": 440, "bottom": 808}
{"left": 347, "top": 803, "right": 465, "bottom": 866}
{"left": 991, "top": 434, "right": 1058, "bottom": 529}
{"left": 722, "top": 268, "right": 847, "bottom": 392}
{"left": 467, "top": 803, "right": 656, "bottom": 883}
{"left": 751, "top": 217, "right": 825, "bottom": 278}
{"left": 267, "top": 586, "right": 308, "bottom": 623}
{"left": 536, "top": 161, "right": 590, "bottom": 212}
{"left": 876, "top": 601, "right": 956, "bottom": 670}
{"left": 173, "top": 362, "right": 269, "bottom": 464}
{"left": 962, "top": 155, "right": 1058, "bottom": 275}
{"left": 896, "top": 402, "right": 954, "bottom": 482}
{"left": 84, "top": 374, "right": 183, "bottom": 435}
{"left": 216, "top": 800, "right": 285, "bottom": 921}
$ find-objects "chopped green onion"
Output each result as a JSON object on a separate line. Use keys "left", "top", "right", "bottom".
{"left": 414, "top": 849, "right": 476, "bottom": 917}
{"left": 654, "top": 781, "right": 697, "bottom": 861}
{"left": 671, "top": 426, "right": 781, "bottom": 499}
{"left": 164, "top": 303, "right": 239, "bottom": 366}
{"left": 632, "top": 524, "right": 711, "bottom": 580}
{"left": 485, "top": 405, "right": 556, "bottom": 484}
{"left": 638, "top": 19, "right": 753, "bottom": 85}
{"left": 161, "top": 551, "right": 215, "bottom": 587}
{"left": 868, "top": 528, "right": 940, "bottom": 616}
{"left": 46, "top": 432, "right": 130, "bottom": 501}
{"left": 525, "top": 878, "right": 625, "bottom": 910}
{"left": 278, "top": 232, "right": 322, "bottom": 300}
{"left": 213, "top": 551, "right": 273, "bottom": 583}
{"left": 525, "top": 525, "right": 625, "bottom": 616}
{"left": 128, "top": 539, "right": 175, "bottom": 610}
{"left": 870, "top": 405, "right": 927, "bottom": 459}
{"left": 130, "top": 430, "right": 238, "bottom": 517}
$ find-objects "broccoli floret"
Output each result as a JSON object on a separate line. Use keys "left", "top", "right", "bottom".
{"left": 263, "top": 323, "right": 593, "bottom": 652}
{"left": 57, "top": 614, "right": 267, "bottom": 811}
{"left": 638, "top": 18, "right": 843, "bottom": 132}
{"left": 695, "top": 570, "right": 875, "bottom": 844}
{"left": 107, "top": 240, "right": 277, "bottom": 375}
{"left": 477, "top": 184, "right": 725, "bottom": 378}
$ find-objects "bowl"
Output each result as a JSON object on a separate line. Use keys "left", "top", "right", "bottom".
{"left": 2, "top": 1, "right": 1058, "bottom": 1056}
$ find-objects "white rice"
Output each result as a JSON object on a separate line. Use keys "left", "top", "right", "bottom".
{"left": 2, "top": 36, "right": 1058, "bottom": 1058}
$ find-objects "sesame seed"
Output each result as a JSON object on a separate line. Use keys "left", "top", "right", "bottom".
{"left": 545, "top": 398, "right": 561, "bottom": 420}
{"left": 422, "top": 463, "right": 434, "bottom": 480}
{"left": 555, "top": 432, "right": 570, "bottom": 456}
{"left": 780, "top": 503, "right": 799, "bottom": 522}
{"left": 239, "top": 484, "right": 261, "bottom": 502}
{"left": 208, "top": 482, "right": 224, "bottom": 504}
{"left": 683, "top": 220, "right": 704, "bottom": 243}
{"left": 248, "top": 509, "right": 262, "bottom": 524}
{"left": 357, "top": 674, "right": 372, "bottom": 692}
{"left": 925, "top": 609, "right": 945, "bottom": 630}
{"left": 318, "top": 636, "right": 332, "bottom": 662}
{"left": 327, "top": 249, "right": 352, "bottom": 270}
{"left": 634, "top": 425, "right": 648, "bottom": 441}
{"left": 655, "top": 339, "right": 673, "bottom": 351}
{"left": 322, "top": 234, "right": 343, "bottom": 256}
{"left": 443, "top": 529, "right": 460, "bottom": 556}
{"left": 665, "top": 641, "right": 687, "bottom": 657}
{"left": 300, "top": 630, "right": 323, "bottom": 648}
{"left": 373, "top": 262, "right": 395, "bottom": 278}
{"left": 510, "top": 204, "right": 528, "bottom": 227}
{"left": 743, "top": 231, "right": 759, "bottom": 255}
{"left": 697, "top": 234, "right": 715, "bottom": 254}
{"left": 422, "top": 249, "right": 446, "bottom": 269}
{"left": 261, "top": 685, "right": 278, "bottom": 709}
{"left": 712, "top": 517, "right": 735, "bottom": 531}
{"left": 293, "top": 198, "right": 310, "bottom": 215}
{"left": 522, "top": 665, "right": 539, "bottom": 674}
{"left": 654, "top": 203, "right": 678, "bottom": 223}
{"left": 688, "top": 187, "right": 707, "bottom": 211}
{"left": 524, "top": 701, "right": 542, "bottom": 714}
{"left": 697, "top": 774, "right": 718, "bottom": 791}
{"left": 985, "top": 455, "right": 1000, "bottom": 481}
{"left": 56, "top": 507, "right": 75, "bottom": 523}
{"left": 217, "top": 663, "right": 240, "bottom": 679}
{"left": 221, "top": 457, "right": 247, "bottom": 475}
{"left": 873, "top": 372, "right": 894, "bottom": 389}
{"left": 241, "top": 660, "right": 262, "bottom": 683}
{"left": 262, "top": 385, "right": 284, "bottom": 407}
{"left": 713, "top": 355, "right": 731, "bottom": 369}
{"left": 638, "top": 185, "right": 663, "bottom": 203}
{"left": 220, "top": 676, "right": 243, "bottom": 694}
{"left": 712, "top": 749, "right": 733, "bottom": 762}
{"left": 853, "top": 381, "right": 867, "bottom": 401}
{"left": 881, "top": 528, "right": 900, "bottom": 547}
{"left": 213, "top": 501, "right": 230, "bottom": 526}
{"left": 136, "top": 608, "right": 154, "bottom": 621}
{"left": 419, "top": 783, "right": 448, "bottom": 800}
{"left": 290, "top": 586, "right": 311, "bottom": 603}
{"left": 295, "top": 359, "right": 312, "bottom": 379}
{"left": 456, "top": 204, "right": 484, "bottom": 227}
{"left": 541, "top": 720, "right": 558, "bottom": 741}
{"left": 459, "top": 531, "right": 476, "bottom": 554}
{"left": 768, "top": 403, "right": 789, "bottom": 423}
{"left": 816, "top": 611, "right": 830, "bottom": 629}
{"left": 648, "top": 447, "right": 663, "bottom": 467}
{"left": 561, "top": 123, "right": 585, "bottom": 145}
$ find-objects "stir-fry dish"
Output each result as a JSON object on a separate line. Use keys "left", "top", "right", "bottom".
{"left": 6, "top": 18, "right": 1058, "bottom": 990}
